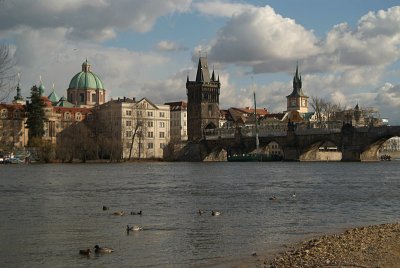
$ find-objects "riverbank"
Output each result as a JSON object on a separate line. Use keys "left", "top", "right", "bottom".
{"left": 256, "top": 222, "right": 400, "bottom": 268}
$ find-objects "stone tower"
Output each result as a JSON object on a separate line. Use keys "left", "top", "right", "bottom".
{"left": 286, "top": 64, "right": 308, "bottom": 113}
{"left": 186, "top": 57, "right": 220, "bottom": 141}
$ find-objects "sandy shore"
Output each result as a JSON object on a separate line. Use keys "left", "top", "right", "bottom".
{"left": 233, "top": 222, "right": 400, "bottom": 268}
{"left": 261, "top": 222, "right": 400, "bottom": 268}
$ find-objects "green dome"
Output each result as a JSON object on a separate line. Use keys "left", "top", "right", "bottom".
{"left": 68, "top": 60, "right": 104, "bottom": 90}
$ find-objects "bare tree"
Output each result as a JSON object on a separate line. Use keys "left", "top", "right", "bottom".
{"left": 309, "top": 96, "right": 343, "bottom": 128}
{"left": 0, "top": 44, "right": 15, "bottom": 102}
{"left": 309, "top": 96, "right": 327, "bottom": 127}
{"left": 127, "top": 102, "right": 147, "bottom": 160}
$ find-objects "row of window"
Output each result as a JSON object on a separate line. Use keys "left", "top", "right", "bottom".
{"left": 125, "top": 131, "right": 166, "bottom": 138}
{"left": 125, "top": 110, "right": 166, "bottom": 118}
{"left": 1, "top": 109, "right": 22, "bottom": 119}
{"left": 170, "top": 112, "right": 187, "bottom": 118}
{"left": 125, "top": 142, "right": 166, "bottom": 149}
{"left": 1, "top": 109, "right": 83, "bottom": 121}
{"left": 171, "top": 120, "right": 186, "bottom": 127}
{"left": 126, "top": 120, "right": 167, "bottom": 128}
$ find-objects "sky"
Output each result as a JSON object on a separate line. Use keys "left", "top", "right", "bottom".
{"left": 1, "top": 0, "right": 400, "bottom": 123}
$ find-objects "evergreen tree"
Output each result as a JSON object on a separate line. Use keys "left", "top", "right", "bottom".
{"left": 26, "top": 85, "right": 45, "bottom": 145}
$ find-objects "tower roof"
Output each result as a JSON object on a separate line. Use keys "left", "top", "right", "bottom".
{"left": 48, "top": 85, "right": 61, "bottom": 104}
{"left": 195, "top": 57, "right": 211, "bottom": 82}
{"left": 287, "top": 64, "right": 307, "bottom": 98}
{"left": 55, "top": 96, "right": 74, "bottom": 107}
{"left": 68, "top": 59, "right": 105, "bottom": 90}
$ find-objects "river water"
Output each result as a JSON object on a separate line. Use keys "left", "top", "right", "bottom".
{"left": 0, "top": 162, "right": 399, "bottom": 267}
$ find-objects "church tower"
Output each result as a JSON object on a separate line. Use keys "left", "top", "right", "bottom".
{"left": 286, "top": 64, "right": 308, "bottom": 113}
{"left": 186, "top": 57, "right": 220, "bottom": 141}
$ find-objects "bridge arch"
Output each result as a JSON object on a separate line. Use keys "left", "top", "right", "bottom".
{"left": 359, "top": 136, "right": 398, "bottom": 161}
{"left": 299, "top": 140, "right": 341, "bottom": 161}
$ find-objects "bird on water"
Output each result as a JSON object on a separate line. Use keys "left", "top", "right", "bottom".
{"left": 79, "top": 249, "right": 91, "bottom": 256}
{"left": 211, "top": 210, "right": 221, "bottom": 216}
{"left": 94, "top": 245, "right": 114, "bottom": 253}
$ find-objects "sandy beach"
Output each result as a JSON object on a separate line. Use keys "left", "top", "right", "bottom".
{"left": 235, "top": 222, "right": 400, "bottom": 268}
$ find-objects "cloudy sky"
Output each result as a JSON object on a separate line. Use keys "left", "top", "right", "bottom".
{"left": 1, "top": 0, "right": 400, "bottom": 123}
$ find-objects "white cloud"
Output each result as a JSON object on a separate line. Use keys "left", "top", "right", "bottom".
{"left": 207, "top": 5, "right": 320, "bottom": 71}
{"left": 0, "top": 0, "right": 192, "bottom": 42}
{"left": 194, "top": 0, "right": 254, "bottom": 17}
{"left": 155, "top": 40, "right": 187, "bottom": 52}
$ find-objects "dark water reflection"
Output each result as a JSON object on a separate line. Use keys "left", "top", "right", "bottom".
{"left": 0, "top": 162, "right": 399, "bottom": 267}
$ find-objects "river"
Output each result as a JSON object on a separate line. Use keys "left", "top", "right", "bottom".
{"left": 0, "top": 161, "right": 399, "bottom": 267}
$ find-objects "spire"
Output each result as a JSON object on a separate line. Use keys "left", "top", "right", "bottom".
{"left": 195, "top": 57, "right": 211, "bottom": 82}
{"left": 211, "top": 67, "right": 215, "bottom": 81}
{"left": 13, "top": 73, "right": 24, "bottom": 102}
{"left": 38, "top": 75, "right": 45, "bottom": 96}
{"left": 293, "top": 62, "right": 302, "bottom": 91}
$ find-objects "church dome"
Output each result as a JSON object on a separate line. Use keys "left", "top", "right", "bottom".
{"left": 68, "top": 59, "right": 104, "bottom": 90}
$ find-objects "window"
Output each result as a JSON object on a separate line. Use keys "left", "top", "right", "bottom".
{"left": 159, "top": 132, "right": 165, "bottom": 138}
{"left": 137, "top": 110, "right": 142, "bottom": 116}
{"left": 147, "top": 131, "right": 153, "bottom": 138}
{"left": 79, "top": 93, "right": 84, "bottom": 102}
{"left": 76, "top": 112, "right": 82, "bottom": 121}
{"left": 126, "top": 131, "right": 132, "bottom": 137}
{"left": 147, "top": 111, "right": 153, "bottom": 117}
{"left": 126, "top": 120, "right": 132, "bottom": 127}
{"left": 14, "top": 110, "right": 20, "bottom": 118}
{"left": 147, "top": 143, "right": 153, "bottom": 149}
{"left": 147, "top": 121, "right": 153, "bottom": 127}
{"left": 92, "top": 93, "right": 96, "bottom": 102}
{"left": 160, "top": 143, "right": 165, "bottom": 149}
{"left": 159, "top": 122, "right": 165, "bottom": 128}
{"left": 160, "top": 112, "right": 165, "bottom": 118}
{"left": 1, "top": 109, "right": 7, "bottom": 118}
{"left": 184, "top": 121, "right": 186, "bottom": 126}
{"left": 64, "top": 112, "right": 71, "bottom": 120}
{"left": 126, "top": 110, "right": 132, "bottom": 116}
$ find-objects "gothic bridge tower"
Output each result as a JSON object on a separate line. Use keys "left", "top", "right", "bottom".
{"left": 286, "top": 64, "right": 308, "bottom": 113}
{"left": 186, "top": 57, "right": 220, "bottom": 141}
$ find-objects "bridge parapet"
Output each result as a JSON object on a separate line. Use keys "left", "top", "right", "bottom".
{"left": 204, "top": 128, "right": 235, "bottom": 140}
{"left": 295, "top": 128, "right": 341, "bottom": 135}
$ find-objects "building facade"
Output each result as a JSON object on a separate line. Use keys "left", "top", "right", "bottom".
{"left": 164, "top": 101, "right": 188, "bottom": 142}
{"left": 186, "top": 57, "right": 220, "bottom": 141}
{"left": 95, "top": 97, "right": 170, "bottom": 159}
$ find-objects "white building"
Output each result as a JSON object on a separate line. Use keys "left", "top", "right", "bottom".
{"left": 96, "top": 97, "right": 170, "bottom": 160}
{"left": 164, "top": 101, "right": 188, "bottom": 142}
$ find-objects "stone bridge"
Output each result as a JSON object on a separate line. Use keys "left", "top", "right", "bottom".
{"left": 191, "top": 124, "right": 400, "bottom": 161}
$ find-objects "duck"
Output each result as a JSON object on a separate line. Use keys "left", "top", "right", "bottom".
{"left": 291, "top": 192, "right": 296, "bottom": 199}
{"left": 79, "top": 249, "right": 91, "bottom": 256}
{"left": 94, "top": 245, "right": 114, "bottom": 253}
{"left": 127, "top": 224, "right": 143, "bottom": 232}
{"left": 130, "top": 210, "right": 142, "bottom": 215}
{"left": 113, "top": 211, "right": 125, "bottom": 216}
{"left": 102, "top": 206, "right": 109, "bottom": 211}
{"left": 269, "top": 195, "right": 277, "bottom": 201}
{"left": 211, "top": 210, "right": 221, "bottom": 216}
{"left": 198, "top": 209, "right": 205, "bottom": 215}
